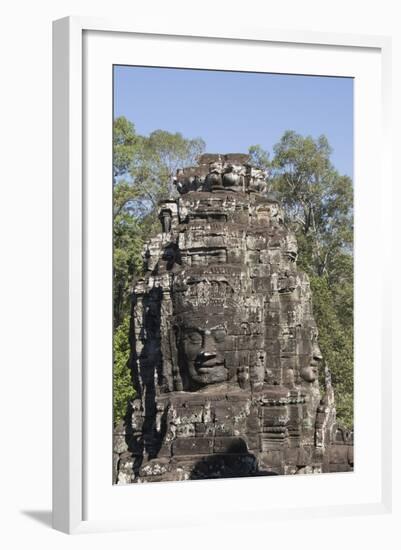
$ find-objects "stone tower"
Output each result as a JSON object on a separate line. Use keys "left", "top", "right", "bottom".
{"left": 114, "top": 154, "right": 353, "bottom": 483}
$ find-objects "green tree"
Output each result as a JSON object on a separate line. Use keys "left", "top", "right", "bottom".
{"left": 113, "top": 118, "right": 144, "bottom": 326}
{"left": 113, "top": 116, "right": 142, "bottom": 180}
{"left": 130, "top": 129, "right": 205, "bottom": 211}
{"left": 248, "top": 144, "right": 271, "bottom": 173}
{"left": 113, "top": 209, "right": 143, "bottom": 328}
{"left": 113, "top": 315, "right": 135, "bottom": 425}
{"left": 270, "top": 131, "right": 353, "bottom": 278}
{"left": 310, "top": 275, "right": 353, "bottom": 428}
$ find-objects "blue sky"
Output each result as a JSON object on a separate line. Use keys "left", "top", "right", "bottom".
{"left": 114, "top": 66, "right": 353, "bottom": 178}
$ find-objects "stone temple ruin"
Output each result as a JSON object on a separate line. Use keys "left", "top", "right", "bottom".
{"left": 114, "top": 153, "right": 353, "bottom": 483}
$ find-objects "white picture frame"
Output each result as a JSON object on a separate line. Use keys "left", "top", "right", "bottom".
{"left": 52, "top": 16, "right": 392, "bottom": 534}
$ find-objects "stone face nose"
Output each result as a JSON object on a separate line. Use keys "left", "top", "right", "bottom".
{"left": 312, "top": 342, "right": 323, "bottom": 362}
{"left": 203, "top": 332, "right": 217, "bottom": 353}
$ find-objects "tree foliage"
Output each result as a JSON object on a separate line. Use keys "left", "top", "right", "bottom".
{"left": 310, "top": 275, "right": 353, "bottom": 427}
{"left": 113, "top": 315, "right": 135, "bottom": 424}
{"left": 271, "top": 131, "right": 353, "bottom": 277}
{"left": 248, "top": 144, "right": 271, "bottom": 173}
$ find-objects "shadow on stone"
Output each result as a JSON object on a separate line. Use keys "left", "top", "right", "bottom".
{"left": 126, "top": 286, "right": 168, "bottom": 477}
{"left": 189, "top": 439, "right": 278, "bottom": 480}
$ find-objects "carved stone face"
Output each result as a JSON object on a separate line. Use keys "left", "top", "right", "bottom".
{"left": 178, "top": 320, "right": 229, "bottom": 387}
{"left": 222, "top": 164, "right": 244, "bottom": 189}
{"left": 299, "top": 339, "right": 323, "bottom": 383}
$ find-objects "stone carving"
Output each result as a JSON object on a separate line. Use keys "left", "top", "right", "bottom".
{"left": 173, "top": 153, "right": 268, "bottom": 195}
{"left": 114, "top": 154, "right": 353, "bottom": 483}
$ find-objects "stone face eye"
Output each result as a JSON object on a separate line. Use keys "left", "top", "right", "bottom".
{"left": 186, "top": 331, "right": 202, "bottom": 344}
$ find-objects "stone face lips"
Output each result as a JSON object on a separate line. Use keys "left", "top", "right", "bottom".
{"left": 114, "top": 155, "right": 353, "bottom": 484}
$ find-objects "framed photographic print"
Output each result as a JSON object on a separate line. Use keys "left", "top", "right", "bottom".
{"left": 52, "top": 17, "right": 392, "bottom": 534}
